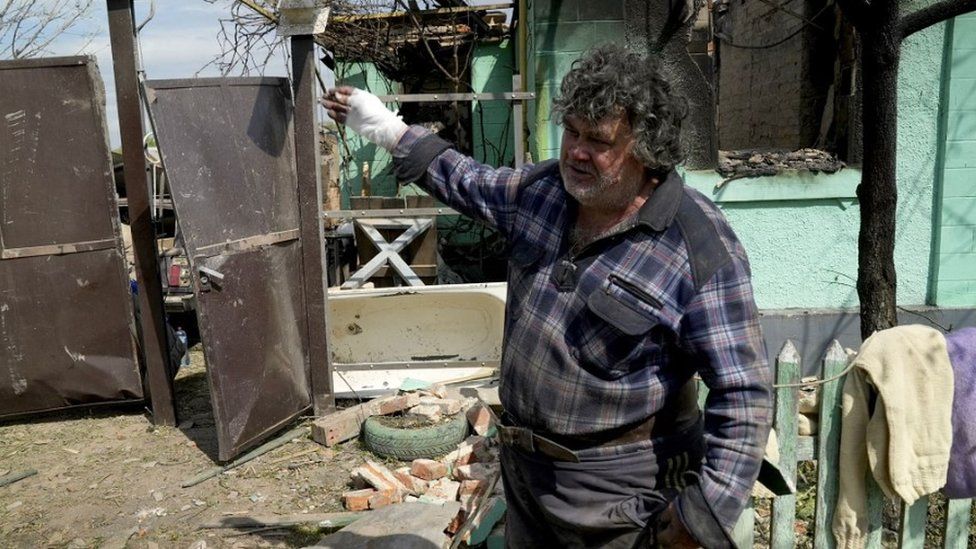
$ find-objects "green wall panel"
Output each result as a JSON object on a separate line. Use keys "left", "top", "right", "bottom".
{"left": 935, "top": 14, "right": 976, "bottom": 306}
{"left": 472, "top": 40, "right": 516, "bottom": 167}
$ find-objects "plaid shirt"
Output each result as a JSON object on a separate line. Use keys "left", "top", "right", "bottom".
{"left": 393, "top": 126, "right": 772, "bottom": 545}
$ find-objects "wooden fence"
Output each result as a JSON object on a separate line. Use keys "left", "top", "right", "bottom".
{"left": 717, "top": 340, "right": 974, "bottom": 548}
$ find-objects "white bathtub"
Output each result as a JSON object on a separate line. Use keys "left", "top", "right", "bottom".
{"left": 326, "top": 282, "right": 506, "bottom": 397}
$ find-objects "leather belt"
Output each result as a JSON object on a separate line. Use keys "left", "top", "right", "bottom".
{"left": 498, "top": 378, "right": 701, "bottom": 462}
{"left": 496, "top": 424, "right": 582, "bottom": 462}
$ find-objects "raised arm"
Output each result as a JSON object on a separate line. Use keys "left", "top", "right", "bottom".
{"left": 323, "top": 86, "right": 533, "bottom": 238}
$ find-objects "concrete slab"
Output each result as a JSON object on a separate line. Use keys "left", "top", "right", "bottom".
{"left": 305, "top": 501, "right": 462, "bottom": 549}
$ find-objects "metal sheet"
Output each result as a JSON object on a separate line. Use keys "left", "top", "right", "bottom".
{"left": 147, "top": 77, "right": 312, "bottom": 461}
{"left": 145, "top": 78, "right": 300, "bottom": 256}
{"left": 0, "top": 56, "right": 142, "bottom": 418}
{"left": 195, "top": 243, "right": 311, "bottom": 461}
{"left": 0, "top": 250, "right": 143, "bottom": 417}
{"left": 0, "top": 57, "right": 118, "bottom": 250}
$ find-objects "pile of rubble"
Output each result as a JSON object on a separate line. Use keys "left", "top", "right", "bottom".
{"left": 310, "top": 386, "right": 505, "bottom": 547}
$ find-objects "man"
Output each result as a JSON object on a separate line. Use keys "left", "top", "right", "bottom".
{"left": 324, "top": 44, "right": 771, "bottom": 548}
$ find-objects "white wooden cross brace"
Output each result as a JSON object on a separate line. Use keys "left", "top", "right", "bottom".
{"left": 341, "top": 218, "right": 434, "bottom": 289}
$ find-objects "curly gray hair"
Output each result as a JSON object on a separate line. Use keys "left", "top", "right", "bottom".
{"left": 552, "top": 44, "right": 686, "bottom": 174}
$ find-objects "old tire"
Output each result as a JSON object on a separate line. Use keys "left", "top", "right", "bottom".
{"left": 362, "top": 413, "right": 469, "bottom": 461}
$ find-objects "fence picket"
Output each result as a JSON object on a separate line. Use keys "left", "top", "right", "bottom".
{"left": 864, "top": 480, "right": 883, "bottom": 548}
{"left": 732, "top": 497, "right": 756, "bottom": 548}
{"left": 814, "top": 341, "right": 848, "bottom": 549}
{"left": 942, "top": 499, "right": 972, "bottom": 549}
{"left": 898, "top": 497, "right": 928, "bottom": 548}
{"left": 749, "top": 338, "right": 970, "bottom": 548}
{"left": 771, "top": 341, "right": 800, "bottom": 549}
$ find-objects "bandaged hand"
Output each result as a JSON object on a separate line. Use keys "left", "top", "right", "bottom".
{"left": 323, "top": 86, "right": 408, "bottom": 151}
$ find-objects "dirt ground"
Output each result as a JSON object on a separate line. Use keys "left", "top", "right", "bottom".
{"left": 0, "top": 348, "right": 374, "bottom": 549}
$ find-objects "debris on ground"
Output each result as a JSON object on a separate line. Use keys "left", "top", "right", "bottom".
{"left": 314, "top": 381, "right": 506, "bottom": 547}
{"left": 0, "top": 469, "right": 37, "bottom": 488}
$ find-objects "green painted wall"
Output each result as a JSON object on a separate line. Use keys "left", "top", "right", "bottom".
{"left": 525, "top": 4, "right": 947, "bottom": 310}
{"left": 472, "top": 40, "right": 516, "bottom": 167}
{"left": 336, "top": 62, "right": 399, "bottom": 204}
{"left": 933, "top": 14, "right": 976, "bottom": 306}
{"left": 529, "top": 0, "right": 626, "bottom": 161}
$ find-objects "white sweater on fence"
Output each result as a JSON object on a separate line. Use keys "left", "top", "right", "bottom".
{"left": 833, "top": 325, "right": 954, "bottom": 549}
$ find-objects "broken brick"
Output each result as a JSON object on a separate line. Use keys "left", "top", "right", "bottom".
{"left": 378, "top": 392, "right": 422, "bottom": 415}
{"left": 466, "top": 403, "right": 494, "bottom": 436}
{"left": 459, "top": 479, "right": 488, "bottom": 497}
{"left": 394, "top": 467, "right": 430, "bottom": 495}
{"left": 445, "top": 509, "right": 467, "bottom": 535}
{"left": 453, "top": 463, "right": 497, "bottom": 481}
{"left": 312, "top": 394, "right": 421, "bottom": 447}
{"left": 442, "top": 436, "right": 489, "bottom": 468}
{"left": 408, "top": 404, "right": 443, "bottom": 421}
{"left": 352, "top": 461, "right": 409, "bottom": 500}
{"left": 411, "top": 458, "right": 448, "bottom": 481}
{"left": 342, "top": 488, "right": 376, "bottom": 511}
{"left": 426, "top": 478, "right": 460, "bottom": 501}
{"left": 418, "top": 396, "right": 462, "bottom": 416}
{"left": 368, "top": 490, "right": 394, "bottom": 510}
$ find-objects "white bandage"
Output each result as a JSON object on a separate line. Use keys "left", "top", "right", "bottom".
{"left": 343, "top": 88, "right": 409, "bottom": 151}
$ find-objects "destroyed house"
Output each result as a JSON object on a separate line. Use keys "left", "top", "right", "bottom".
{"left": 329, "top": 1, "right": 976, "bottom": 364}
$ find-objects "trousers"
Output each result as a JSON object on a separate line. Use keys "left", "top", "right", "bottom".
{"left": 500, "top": 419, "right": 705, "bottom": 548}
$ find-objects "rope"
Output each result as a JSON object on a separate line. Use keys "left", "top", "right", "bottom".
{"left": 692, "top": 354, "right": 857, "bottom": 389}
{"left": 771, "top": 359, "right": 857, "bottom": 388}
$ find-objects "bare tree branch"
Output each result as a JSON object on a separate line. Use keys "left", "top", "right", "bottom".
{"left": 834, "top": 0, "right": 870, "bottom": 30}
{"left": 0, "top": 0, "right": 94, "bottom": 59}
{"left": 899, "top": 0, "right": 976, "bottom": 39}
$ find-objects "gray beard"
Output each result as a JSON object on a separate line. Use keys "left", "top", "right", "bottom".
{"left": 563, "top": 171, "right": 643, "bottom": 212}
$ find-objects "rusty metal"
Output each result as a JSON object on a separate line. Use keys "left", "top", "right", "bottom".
{"left": 0, "top": 56, "right": 143, "bottom": 418}
{"left": 107, "top": 0, "right": 176, "bottom": 425}
{"left": 292, "top": 35, "right": 335, "bottom": 416}
{"left": 146, "top": 77, "right": 313, "bottom": 461}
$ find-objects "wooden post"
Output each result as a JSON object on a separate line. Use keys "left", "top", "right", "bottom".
{"left": 106, "top": 0, "right": 176, "bottom": 425}
{"left": 512, "top": 75, "right": 525, "bottom": 168}
{"left": 771, "top": 341, "right": 800, "bottom": 548}
{"left": 291, "top": 34, "right": 335, "bottom": 415}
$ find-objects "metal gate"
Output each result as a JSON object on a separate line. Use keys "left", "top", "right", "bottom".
{"left": 0, "top": 57, "right": 143, "bottom": 417}
{"left": 146, "top": 78, "right": 311, "bottom": 461}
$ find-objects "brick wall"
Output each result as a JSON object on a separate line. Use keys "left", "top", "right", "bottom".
{"left": 716, "top": 0, "right": 833, "bottom": 150}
